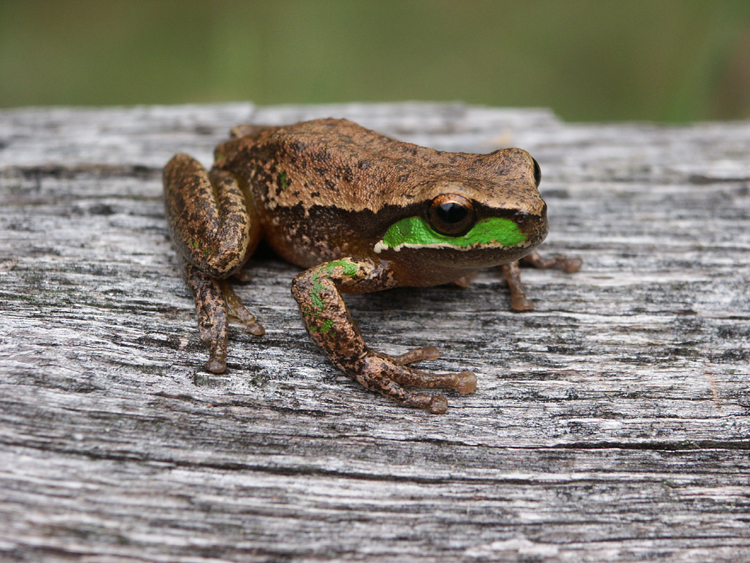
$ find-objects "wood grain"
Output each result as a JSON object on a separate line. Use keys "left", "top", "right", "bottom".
{"left": 1, "top": 102, "right": 749, "bottom": 562}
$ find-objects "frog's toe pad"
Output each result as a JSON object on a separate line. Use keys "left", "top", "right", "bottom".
{"left": 455, "top": 371, "right": 477, "bottom": 394}
{"left": 561, "top": 256, "right": 583, "bottom": 273}
{"left": 428, "top": 396, "right": 449, "bottom": 414}
{"left": 511, "top": 294, "right": 535, "bottom": 311}
{"left": 206, "top": 357, "right": 227, "bottom": 373}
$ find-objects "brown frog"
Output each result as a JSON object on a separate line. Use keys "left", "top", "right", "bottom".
{"left": 163, "top": 118, "right": 580, "bottom": 413}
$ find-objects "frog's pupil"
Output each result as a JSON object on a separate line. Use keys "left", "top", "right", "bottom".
{"left": 437, "top": 202, "right": 468, "bottom": 224}
{"left": 428, "top": 193, "right": 475, "bottom": 236}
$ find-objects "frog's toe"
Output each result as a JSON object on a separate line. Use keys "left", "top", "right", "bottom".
{"left": 522, "top": 250, "right": 582, "bottom": 273}
{"left": 388, "top": 349, "right": 475, "bottom": 393}
{"left": 389, "top": 364, "right": 477, "bottom": 397}
{"left": 393, "top": 346, "right": 440, "bottom": 365}
{"left": 205, "top": 338, "right": 228, "bottom": 373}
{"left": 206, "top": 356, "right": 227, "bottom": 374}
{"left": 427, "top": 396, "right": 449, "bottom": 414}
{"left": 391, "top": 389, "right": 449, "bottom": 414}
{"left": 218, "top": 280, "right": 266, "bottom": 336}
{"left": 559, "top": 256, "right": 583, "bottom": 273}
{"left": 511, "top": 294, "right": 535, "bottom": 311}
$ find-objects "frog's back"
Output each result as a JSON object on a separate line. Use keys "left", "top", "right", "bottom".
{"left": 214, "top": 119, "right": 471, "bottom": 212}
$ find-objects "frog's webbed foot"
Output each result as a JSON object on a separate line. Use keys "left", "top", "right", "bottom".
{"left": 354, "top": 351, "right": 477, "bottom": 414}
{"left": 291, "top": 258, "right": 476, "bottom": 413}
{"left": 501, "top": 249, "right": 582, "bottom": 311}
{"left": 165, "top": 153, "right": 265, "bottom": 374}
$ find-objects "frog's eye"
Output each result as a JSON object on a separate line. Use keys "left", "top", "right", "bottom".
{"left": 532, "top": 157, "right": 542, "bottom": 188}
{"left": 428, "top": 194, "right": 475, "bottom": 236}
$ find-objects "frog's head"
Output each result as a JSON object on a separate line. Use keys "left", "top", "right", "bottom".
{"left": 373, "top": 148, "right": 548, "bottom": 278}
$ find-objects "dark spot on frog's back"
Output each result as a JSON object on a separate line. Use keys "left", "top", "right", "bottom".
{"left": 357, "top": 159, "right": 372, "bottom": 170}
{"left": 342, "top": 165, "right": 354, "bottom": 183}
{"left": 312, "top": 149, "right": 332, "bottom": 163}
{"left": 289, "top": 140, "right": 305, "bottom": 153}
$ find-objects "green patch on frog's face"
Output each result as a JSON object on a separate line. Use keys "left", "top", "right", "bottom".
{"left": 374, "top": 216, "right": 526, "bottom": 253}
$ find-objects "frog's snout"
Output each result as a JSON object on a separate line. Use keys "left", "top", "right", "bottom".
{"left": 521, "top": 202, "right": 548, "bottom": 247}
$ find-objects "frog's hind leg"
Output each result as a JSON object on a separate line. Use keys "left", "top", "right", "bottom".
{"left": 164, "top": 153, "right": 259, "bottom": 279}
{"left": 164, "top": 154, "right": 263, "bottom": 373}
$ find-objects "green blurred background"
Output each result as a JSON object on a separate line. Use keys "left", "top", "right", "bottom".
{"left": 2, "top": 0, "right": 750, "bottom": 122}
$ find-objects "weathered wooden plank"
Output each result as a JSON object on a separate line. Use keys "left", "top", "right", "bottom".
{"left": 0, "top": 102, "right": 749, "bottom": 562}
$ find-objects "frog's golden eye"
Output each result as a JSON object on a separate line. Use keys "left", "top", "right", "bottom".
{"left": 428, "top": 194, "right": 475, "bottom": 236}
{"left": 532, "top": 157, "right": 542, "bottom": 188}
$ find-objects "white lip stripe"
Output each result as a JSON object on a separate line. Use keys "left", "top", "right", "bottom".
{"left": 373, "top": 240, "right": 532, "bottom": 254}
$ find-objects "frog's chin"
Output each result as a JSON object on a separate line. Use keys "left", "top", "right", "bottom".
{"left": 386, "top": 244, "right": 538, "bottom": 286}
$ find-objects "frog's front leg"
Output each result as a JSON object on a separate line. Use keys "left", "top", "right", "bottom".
{"left": 291, "top": 258, "right": 476, "bottom": 414}
{"left": 164, "top": 154, "right": 264, "bottom": 373}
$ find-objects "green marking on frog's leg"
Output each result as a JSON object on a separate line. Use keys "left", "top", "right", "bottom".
{"left": 374, "top": 216, "right": 526, "bottom": 253}
{"left": 325, "top": 259, "right": 359, "bottom": 278}
{"left": 309, "top": 260, "right": 358, "bottom": 322}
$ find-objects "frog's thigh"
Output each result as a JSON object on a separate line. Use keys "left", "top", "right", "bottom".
{"left": 164, "top": 154, "right": 256, "bottom": 279}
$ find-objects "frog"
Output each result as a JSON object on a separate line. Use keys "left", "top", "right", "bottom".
{"left": 163, "top": 118, "right": 581, "bottom": 413}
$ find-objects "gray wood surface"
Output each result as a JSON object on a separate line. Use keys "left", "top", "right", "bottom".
{"left": 1, "top": 102, "right": 749, "bottom": 562}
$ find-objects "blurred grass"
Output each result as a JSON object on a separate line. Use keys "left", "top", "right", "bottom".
{"left": 1, "top": 0, "right": 749, "bottom": 122}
